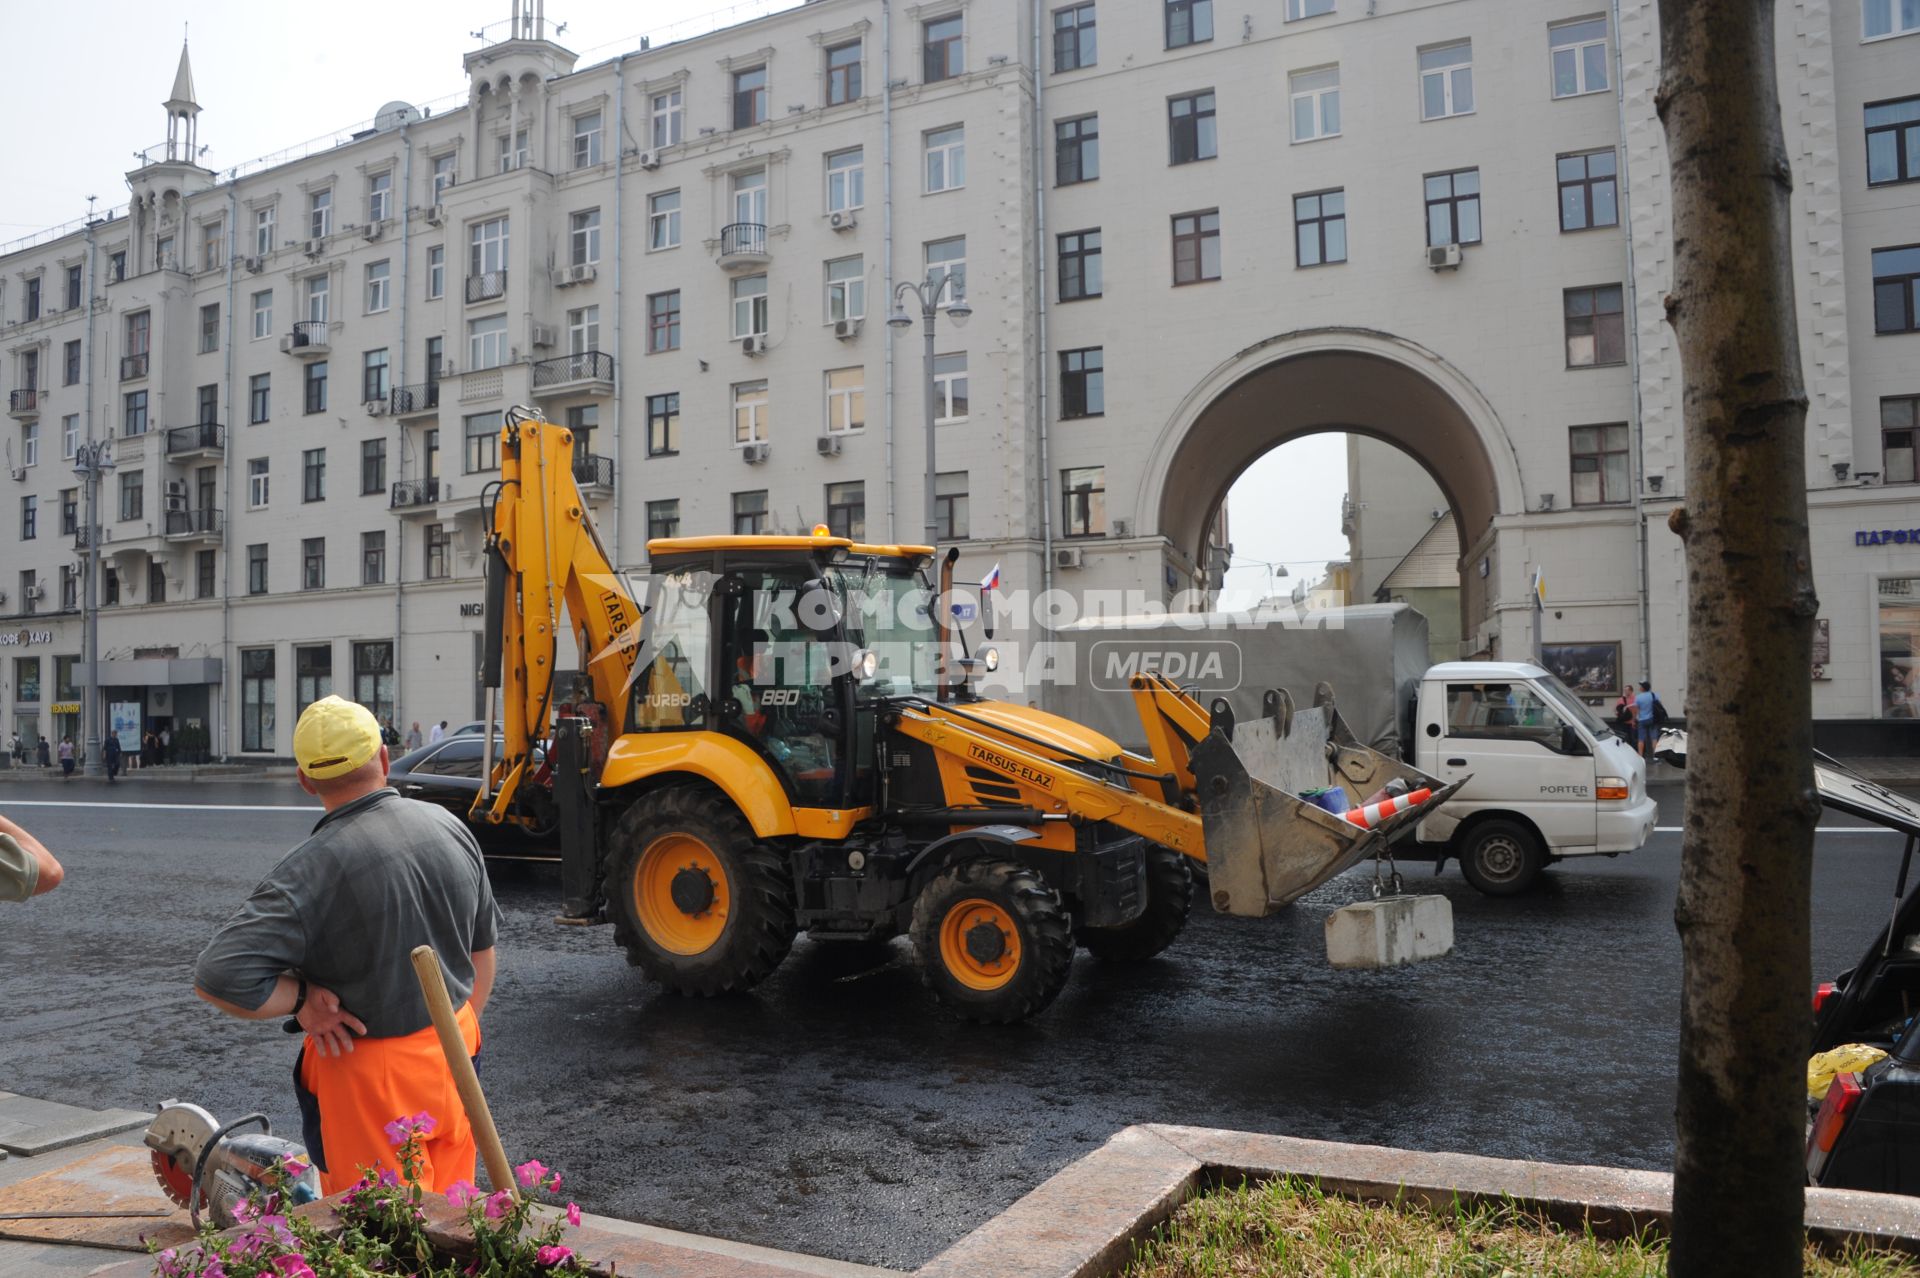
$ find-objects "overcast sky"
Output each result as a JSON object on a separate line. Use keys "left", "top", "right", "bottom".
{"left": 3, "top": 0, "right": 1349, "bottom": 595}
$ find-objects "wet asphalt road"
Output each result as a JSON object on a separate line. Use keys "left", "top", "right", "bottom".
{"left": 0, "top": 777, "right": 1910, "bottom": 1269}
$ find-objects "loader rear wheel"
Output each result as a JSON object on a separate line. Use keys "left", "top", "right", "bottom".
{"left": 1077, "top": 846, "right": 1194, "bottom": 962}
{"left": 608, "top": 787, "right": 795, "bottom": 995}
{"left": 911, "top": 860, "right": 1073, "bottom": 1024}
{"left": 1457, "top": 819, "right": 1545, "bottom": 896}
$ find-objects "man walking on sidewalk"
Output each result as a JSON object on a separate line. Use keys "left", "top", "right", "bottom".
{"left": 193, "top": 696, "right": 500, "bottom": 1195}
{"left": 102, "top": 733, "right": 122, "bottom": 782}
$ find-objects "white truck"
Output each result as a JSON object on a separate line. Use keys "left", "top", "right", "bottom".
{"left": 1048, "top": 606, "right": 1658, "bottom": 895}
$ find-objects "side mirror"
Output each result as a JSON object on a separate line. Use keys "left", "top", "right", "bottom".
{"left": 1560, "top": 724, "right": 1590, "bottom": 756}
{"left": 797, "top": 579, "right": 843, "bottom": 634}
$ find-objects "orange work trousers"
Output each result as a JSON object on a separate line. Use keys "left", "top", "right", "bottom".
{"left": 294, "top": 1002, "right": 481, "bottom": 1195}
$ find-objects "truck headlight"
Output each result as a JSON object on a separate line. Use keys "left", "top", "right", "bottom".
{"left": 1597, "top": 775, "right": 1629, "bottom": 801}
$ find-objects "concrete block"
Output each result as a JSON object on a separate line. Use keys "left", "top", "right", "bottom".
{"left": 1324, "top": 894, "right": 1453, "bottom": 970}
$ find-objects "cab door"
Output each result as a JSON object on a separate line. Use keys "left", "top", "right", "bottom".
{"left": 1431, "top": 680, "right": 1597, "bottom": 851}
{"left": 719, "top": 572, "right": 852, "bottom": 809}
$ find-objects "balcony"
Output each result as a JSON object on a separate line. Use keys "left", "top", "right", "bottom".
{"left": 7, "top": 388, "right": 38, "bottom": 418}
{"left": 390, "top": 476, "right": 473, "bottom": 523}
{"left": 466, "top": 270, "right": 508, "bottom": 303}
{"left": 281, "top": 320, "right": 330, "bottom": 358}
{"left": 531, "top": 351, "right": 615, "bottom": 397}
{"left": 165, "top": 422, "right": 225, "bottom": 460}
{"left": 390, "top": 382, "right": 441, "bottom": 417}
{"left": 164, "top": 506, "right": 223, "bottom": 544}
{"left": 572, "top": 452, "right": 614, "bottom": 500}
{"left": 120, "top": 352, "right": 149, "bottom": 381}
{"left": 717, "top": 222, "right": 769, "bottom": 271}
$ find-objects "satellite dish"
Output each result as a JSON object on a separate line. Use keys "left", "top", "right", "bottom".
{"left": 373, "top": 101, "right": 421, "bottom": 132}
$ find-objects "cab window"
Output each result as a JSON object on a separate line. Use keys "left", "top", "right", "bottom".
{"left": 629, "top": 571, "right": 714, "bottom": 730}
{"left": 1445, "top": 682, "right": 1575, "bottom": 751}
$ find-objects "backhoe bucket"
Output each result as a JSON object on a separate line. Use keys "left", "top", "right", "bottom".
{"left": 1190, "top": 689, "right": 1464, "bottom": 917}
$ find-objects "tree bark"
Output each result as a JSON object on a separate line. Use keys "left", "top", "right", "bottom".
{"left": 1657, "top": 1, "right": 1818, "bottom": 1274}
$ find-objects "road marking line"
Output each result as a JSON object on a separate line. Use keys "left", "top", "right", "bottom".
{"left": 0, "top": 799, "right": 320, "bottom": 813}
{"left": 1653, "top": 825, "right": 1898, "bottom": 835}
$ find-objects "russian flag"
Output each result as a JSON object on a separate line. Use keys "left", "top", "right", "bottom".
{"left": 980, "top": 562, "right": 1002, "bottom": 592}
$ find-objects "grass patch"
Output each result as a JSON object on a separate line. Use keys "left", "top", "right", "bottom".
{"left": 1120, "top": 1176, "right": 1920, "bottom": 1278}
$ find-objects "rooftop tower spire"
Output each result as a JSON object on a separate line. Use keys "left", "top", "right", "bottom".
{"left": 163, "top": 40, "right": 200, "bottom": 162}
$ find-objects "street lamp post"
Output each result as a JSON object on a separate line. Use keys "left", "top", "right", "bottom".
{"left": 887, "top": 274, "right": 971, "bottom": 548}
{"left": 72, "top": 440, "right": 113, "bottom": 778}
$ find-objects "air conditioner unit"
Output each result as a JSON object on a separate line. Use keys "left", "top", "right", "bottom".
{"left": 278, "top": 334, "right": 298, "bottom": 354}
{"left": 551, "top": 264, "right": 597, "bottom": 287}
{"left": 741, "top": 335, "right": 767, "bottom": 355}
{"left": 637, "top": 150, "right": 662, "bottom": 170}
{"left": 833, "top": 318, "right": 861, "bottom": 340}
{"left": 828, "top": 210, "right": 857, "bottom": 231}
{"left": 305, "top": 238, "right": 326, "bottom": 257}
{"left": 741, "top": 442, "right": 771, "bottom": 463}
{"left": 366, "top": 399, "right": 390, "bottom": 417}
{"left": 22, "top": 584, "right": 43, "bottom": 601}
{"left": 1427, "top": 243, "right": 1462, "bottom": 270}
{"left": 362, "top": 221, "right": 385, "bottom": 242}
{"left": 531, "top": 323, "right": 559, "bottom": 349}
{"left": 244, "top": 255, "right": 264, "bottom": 273}
{"left": 817, "top": 434, "right": 842, "bottom": 456}
{"left": 425, "top": 204, "right": 446, "bottom": 227}
{"left": 1055, "top": 547, "right": 1085, "bottom": 570}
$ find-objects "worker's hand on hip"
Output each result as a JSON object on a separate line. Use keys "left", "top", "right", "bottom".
{"left": 297, "top": 985, "right": 367, "bottom": 1056}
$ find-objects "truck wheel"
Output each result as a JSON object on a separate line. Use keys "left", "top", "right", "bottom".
{"left": 910, "top": 860, "right": 1074, "bottom": 1024}
{"left": 1077, "top": 846, "right": 1194, "bottom": 962}
{"left": 1457, "top": 820, "right": 1545, "bottom": 896}
{"left": 607, "top": 787, "right": 795, "bottom": 995}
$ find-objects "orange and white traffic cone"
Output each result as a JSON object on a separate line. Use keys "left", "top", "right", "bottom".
{"left": 1343, "top": 787, "right": 1433, "bottom": 829}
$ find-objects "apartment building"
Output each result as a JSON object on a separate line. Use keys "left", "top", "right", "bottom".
{"left": 1, "top": 0, "right": 1915, "bottom": 757}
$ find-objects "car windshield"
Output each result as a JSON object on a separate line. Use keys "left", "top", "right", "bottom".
{"left": 1534, "top": 671, "right": 1613, "bottom": 738}
{"left": 836, "top": 561, "right": 941, "bottom": 699}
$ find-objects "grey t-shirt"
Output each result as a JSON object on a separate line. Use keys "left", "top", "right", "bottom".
{"left": 194, "top": 789, "right": 500, "bottom": 1038}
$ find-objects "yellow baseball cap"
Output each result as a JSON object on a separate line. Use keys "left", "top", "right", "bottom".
{"left": 293, "top": 695, "right": 383, "bottom": 780}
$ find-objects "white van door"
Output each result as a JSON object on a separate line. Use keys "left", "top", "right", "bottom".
{"left": 1430, "top": 680, "right": 1598, "bottom": 852}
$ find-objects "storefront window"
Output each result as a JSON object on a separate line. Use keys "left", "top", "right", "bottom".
{"left": 242, "top": 647, "right": 275, "bottom": 752}
{"left": 353, "top": 641, "right": 394, "bottom": 726}
{"left": 1879, "top": 577, "right": 1920, "bottom": 717}
{"left": 15, "top": 658, "right": 40, "bottom": 703}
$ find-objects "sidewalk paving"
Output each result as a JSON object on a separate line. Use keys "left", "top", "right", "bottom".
{"left": 0, "top": 763, "right": 294, "bottom": 784}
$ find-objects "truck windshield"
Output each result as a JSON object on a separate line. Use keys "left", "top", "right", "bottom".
{"left": 838, "top": 563, "right": 941, "bottom": 699}
{"left": 1533, "top": 671, "right": 1614, "bottom": 739}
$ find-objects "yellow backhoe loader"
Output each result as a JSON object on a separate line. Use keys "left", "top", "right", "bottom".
{"left": 471, "top": 411, "right": 1462, "bottom": 1021}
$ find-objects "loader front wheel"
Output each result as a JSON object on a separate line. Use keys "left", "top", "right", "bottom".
{"left": 608, "top": 787, "right": 796, "bottom": 995}
{"left": 911, "top": 860, "right": 1074, "bottom": 1023}
{"left": 1457, "top": 819, "right": 1545, "bottom": 896}
{"left": 1077, "top": 846, "right": 1194, "bottom": 962}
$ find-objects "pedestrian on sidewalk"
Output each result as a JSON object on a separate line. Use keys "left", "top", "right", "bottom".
{"left": 1633, "top": 680, "right": 1666, "bottom": 758}
{"left": 161, "top": 726, "right": 172, "bottom": 765}
{"left": 36, "top": 737, "right": 50, "bottom": 769}
{"left": 193, "top": 695, "right": 499, "bottom": 1197}
{"left": 7, "top": 733, "right": 19, "bottom": 763}
{"left": 380, "top": 716, "right": 401, "bottom": 748}
{"left": 429, "top": 720, "right": 447, "bottom": 744}
{"left": 406, "top": 722, "right": 423, "bottom": 751}
{"left": 103, "top": 733, "right": 121, "bottom": 782}
{"left": 58, "top": 737, "right": 74, "bottom": 778}
{"left": 0, "top": 812, "right": 64, "bottom": 901}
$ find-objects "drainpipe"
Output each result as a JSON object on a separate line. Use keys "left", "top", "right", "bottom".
{"left": 1611, "top": 0, "right": 1652, "bottom": 687}
{"left": 1032, "top": 0, "right": 1054, "bottom": 595}
{"left": 609, "top": 54, "right": 629, "bottom": 569}
{"left": 220, "top": 182, "right": 238, "bottom": 759}
{"left": 395, "top": 128, "right": 415, "bottom": 719}
{"left": 881, "top": 0, "right": 897, "bottom": 541}
{"left": 80, "top": 222, "right": 100, "bottom": 776}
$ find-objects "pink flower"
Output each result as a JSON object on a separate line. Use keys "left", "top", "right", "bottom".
{"left": 272, "top": 1257, "right": 317, "bottom": 1278}
{"left": 259, "top": 1214, "right": 294, "bottom": 1246}
{"left": 202, "top": 1260, "right": 228, "bottom": 1278}
{"left": 565, "top": 1201, "right": 581, "bottom": 1227}
{"left": 446, "top": 1180, "right": 478, "bottom": 1208}
{"left": 535, "top": 1244, "right": 574, "bottom": 1267}
{"left": 378, "top": 1168, "right": 401, "bottom": 1187}
{"left": 548, "top": 1171, "right": 564, "bottom": 1193}
{"left": 231, "top": 1200, "right": 259, "bottom": 1223}
{"left": 514, "top": 1158, "right": 549, "bottom": 1190}
{"left": 282, "top": 1157, "right": 309, "bottom": 1178}
{"left": 409, "top": 1110, "right": 438, "bottom": 1137}
{"left": 384, "top": 1117, "right": 411, "bottom": 1146}
{"left": 483, "top": 1189, "right": 514, "bottom": 1220}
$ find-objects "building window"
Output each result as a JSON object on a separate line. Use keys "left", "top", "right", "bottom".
{"left": 367, "top": 171, "right": 392, "bottom": 224}
{"left": 1172, "top": 209, "right": 1221, "bottom": 284}
{"left": 150, "top": 561, "right": 170, "bottom": 604}
{"left": 198, "top": 383, "right": 219, "bottom": 425}
{"left": 826, "top": 40, "right": 863, "bottom": 105}
{"left": 22, "top": 276, "right": 40, "bottom": 322}
{"left": 1883, "top": 396, "right": 1918, "bottom": 483}
{"left": 1063, "top": 466, "right": 1107, "bottom": 536}
{"left": 21, "top": 421, "right": 37, "bottom": 468}
{"left": 304, "top": 361, "right": 328, "bottom": 414}
{"left": 826, "top": 367, "right": 866, "bottom": 433}
{"left": 826, "top": 149, "right": 865, "bottom": 212}
{"left": 649, "top": 190, "right": 681, "bottom": 250}
{"left": 1168, "top": 92, "right": 1217, "bottom": 164}
{"left": 64, "top": 339, "right": 80, "bottom": 385}
{"left": 200, "top": 303, "right": 221, "bottom": 353}
{"left": 1290, "top": 67, "right": 1340, "bottom": 142}
{"left": 64, "top": 263, "right": 82, "bottom": 310}
{"left": 1420, "top": 42, "right": 1474, "bottom": 120}
{"left": 249, "top": 373, "right": 270, "bottom": 425}
{"left": 827, "top": 257, "right": 866, "bottom": 321}
{"left": 1874, "top": 245, "right": 1920, "bottom": 334}
{"left": 14, "top": 655, "right": 38, "bottom": 701}
{"left": 470, "top": 217, "right": 509, "bottom": 288}
{"left": 246, "top": 544, "right": 268, "bottom": 595}
{"left": 109, "top": 251, "right": 126, "bottom": 282}
{"left": 305, "top": 274, "right": 330, "bottom": 325}
{"left": 566, "top": 404, "right": 598, "bottom": 464}
{"left": 1059, "top": 229, "right": 1102, "bottom": 301}
{"left": 432, "top": 153, "right": 456, "bottom": 200}
{"left": 933, "top": 353, "right": 969, "bottom": 424}
{"left": 733, "top": 65, "right": 769, "bottom": 129}
{"left": 60, "top": 487, "right": 76, "bottom": 534}
{"left": 1424, "top": 170, "right": 1481, "bottom": 247}
{"left": 20, "top": 494, "right": 35, "bottom": 541}
{"left": 1570, "top": 423, "right": 1631, "bottom": 505}
{"left": 1867, "top": 97, "right": 1920, "bottom": 186}
{"left": 103, "top": 567, "right": 119, "bottom": 605}
{"left": 365, "top": 260, "right": 390, "bottom": 313}
{"left": 733, "top": 381, "right": 769, "bottom": 445}
{"left": 353, "top": 641, "right": 394, "bottom": 723}
{"left": 195, "top": 550, "right": 215, "bottom": 600}
{"left": 825, "top": 481, "right": 866, "bottom": 539}
{"left": 935, "top": 471, "right": 969, "bottom": 539}
{"left": 570, "top": 208, "right": 600, "bottom": 266}
{"left": 1558, "top": 150, "right": 1620, "bottom": 230}
{"left": 361, "top": 438, "right": 386, "bottom": 495}
{"left": 302, "top": 537, "right": 327, "bottom": 590}
{"left": 362, "top": 349, "right": 390, "bottom": 405}
{"left": 1166, "top": 0, "right": 1212, "bottom": 48}
{"left": 1549, "top": 19, "right": 1610, "bottom": 97}
{"left": 732, "top": 490, "right": 769, "bottom": 534}
{"left": 126, "top": 309, "right": 151, "bottom": 360}
{"left": 424, "top": 524, "right": 450, "bottom": 580}
{"left": 294, "top": 644, "right": 333, "bottom": 718}
{"left": 651, "top": 88, "right": 684, "bottom": 148}
{"left": 924, "top": 14, "right": 964, "bottom": 81}
{"left": 124, "top": 390, "right": 148, "bottom": 437}
{"left": 732, "top": 275, "right": 769, "bottom": 339}
{"left": 254, "top": 206, "right": 275, "bottom": 257}
{"left": 1054, "top": 4, "right": 1096, "bottom": 71}
{"left": 62, "top": 414, "right": 78, "bottom": 459}
{"left": 241, "top": 648, "right": 274, "bottom": 750}
{"left": 926, "top": 125, "right": 966, "bottom": 193}
{"left": 642, "top": 290, "right": 680, "bottom": 354}
{"left": 926, "top": 237, "right": 967, "bottom": 304}
{"left": 1565, "top": 285, "right": 1627, "bottom": 365}
{"left": 251, "top": 289, "right": 272, "bottom": 340}
{"left": 248, "top": 457, "right": 270, "bottom": 509}
{"left": 309, "top": 189, "right": 332, "bottom": 240}
{"left": 1060, "top": 347, "right": 1105, "bottom": 418}
{"left": 572, "top": 111, "right": 603, "bottom": 168}
{"left": 468, "top": 314, "right": 509, "bottom": 369}
{"left": 1055, "top": 116, "right": 1099, "bottom": 185}
{"left": 567, "top": 305, "right": 599, "bottom": 358}
{"left": 1865, "top": 0, "right": 1919, "bottom": 37}
{"left": 647, "top": 499, "right": 681, "bottom": 542}
{"left": 497, "top": 129, "right": 529, "bottom": 173}
{"left": 465, "top": 411, "right": 502, "bottom": 473}
{"left": 1880, "top": 579, "right": 1920, "bottom": 716}
{"left": 1288, "top": 0, "right": 1334, "bottom": 19}
{"left": 302, "top": 447, "right": 326, "bottom": 503}
{"left": 647, "top": 393, "right": 680, "bottom": 456}
{"left": 427, "top": 245, "right": 445, "bottom": 299}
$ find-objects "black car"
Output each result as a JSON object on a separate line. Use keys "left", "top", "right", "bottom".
{"left": 388, "top": 737, "right": 556, "bottom": 859}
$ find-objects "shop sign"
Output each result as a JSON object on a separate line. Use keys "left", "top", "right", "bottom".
{"left": 1855, "top": 529, "right": 1920, "bottom": 546}
{"left": 459, "top": 602, "right": 484, "bottom": 617}
{"left": 50, "top": 702, "right": 81, "bottom": 714}
{"left": 0, "top": 629, "right": 53, "bottom": 647}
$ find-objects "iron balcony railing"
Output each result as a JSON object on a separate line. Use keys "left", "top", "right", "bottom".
{"left": 74, "top": 527, "right": 95, "bottom": 549}
{"left": 8, "top": 388, "right": 37, "bottom": 412}
{"left": 465, "top": 270, "right": 508, "bottom": 303}
{"left": 390, "top": 477, "right": 444, "bottom": 509}
{"left": 572, "top": 453, "right": 614, "bottom": 490}
{"left": 165, "top": 422, "right": 225, "bottom": 455}
{"left": 290, "top": 320, "right": 328, "bottom": 348}
{"left": 120, "top": 352, "right": 149, "bottom": 380}
{"left": 719, "top": 222, "right": 768, "bottom": 258}
{"left": 165, "top": 507, "right": 222, "bottom": 537}
{"left": 390, "top": 382, "right": 441, "bottom": 415}
{"left": 531, "top": 351, "right": 615, "bottom": 389}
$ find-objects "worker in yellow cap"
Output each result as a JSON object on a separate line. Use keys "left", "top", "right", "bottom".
{"left": 193, "top": 695, "right": 500, "bottom": 1194}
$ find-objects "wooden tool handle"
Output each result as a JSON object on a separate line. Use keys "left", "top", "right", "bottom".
{"left": 410, "top": 945, "right": 514, "bottom": 1194}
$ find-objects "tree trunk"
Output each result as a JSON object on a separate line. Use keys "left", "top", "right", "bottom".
{"left": 1657, "top": 0, "right": 1817, "bottom": 1273}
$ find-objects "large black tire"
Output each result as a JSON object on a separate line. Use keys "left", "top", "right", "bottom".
{"left": 1457, "top": 819, "right": 1546, "bottom": 896}
{"left": 910, "top": 859, "right": 1074, "bottom": 1024}
{"left": 1077, "top": 846, "right": 1194, "bottom": 962}
{"left": 607, "top": 787, "right": 795, "bottom": 995}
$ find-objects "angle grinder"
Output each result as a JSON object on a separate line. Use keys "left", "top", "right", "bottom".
{"left": 144, "top": 1101, "right": 322, "bottom": 1229}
